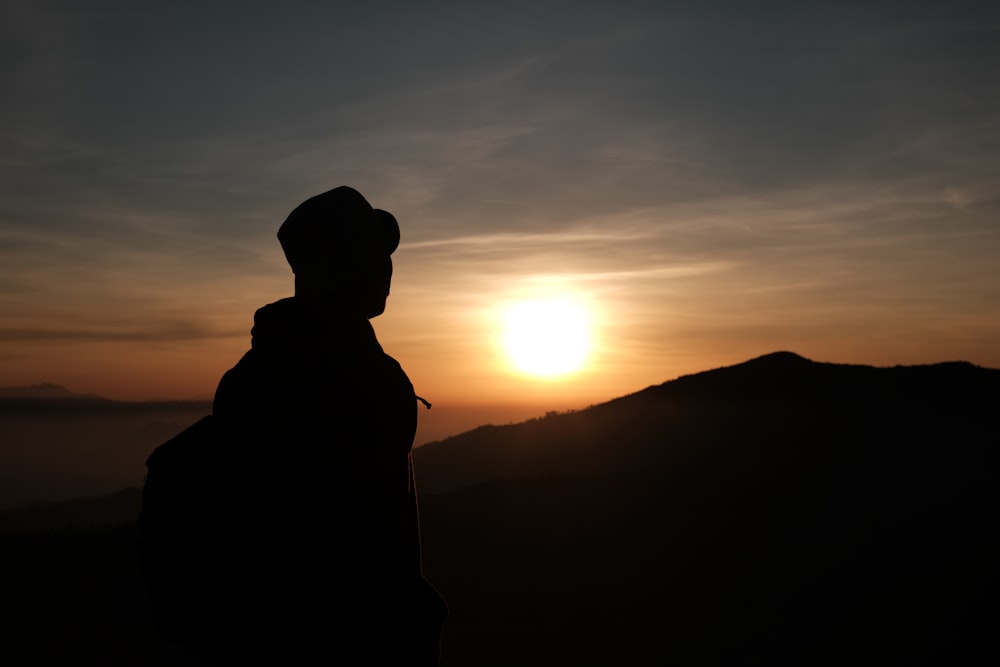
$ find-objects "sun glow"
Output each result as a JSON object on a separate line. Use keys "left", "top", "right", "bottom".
{"left": 502, "top": 298, "right": 591, "bottom": 378}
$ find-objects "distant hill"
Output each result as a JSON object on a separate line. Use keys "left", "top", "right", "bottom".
{"left": 412, "top": 351, "right": 999, "bottom": 664}
{"left": 0, "top": 382, "right": 101, "bottom": 400}
{"left": 413, "top": 350, "right": 999, "bottom": 494}
{"left": 0, "top": 383, "right": 210, "bottom": 415}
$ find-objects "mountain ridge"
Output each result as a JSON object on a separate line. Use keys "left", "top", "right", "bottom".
{"left": 0, "top": 382, "right": 106, "bottom": 400}
{"left": 413, "top": 350, "right": 997, "bottom": 664}
{"left": 413, "top": 350, "right": 999, "bottom": 495}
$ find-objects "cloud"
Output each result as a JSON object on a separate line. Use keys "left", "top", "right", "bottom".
{"left": 404, "top": 227, "right": 657, "bottom": 250}
{"left": 0, "top": 320, "right": 244, "bottom": 343}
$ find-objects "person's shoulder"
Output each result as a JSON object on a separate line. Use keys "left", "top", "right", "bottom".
{"left": 381, "top": 351, "right": 404, "bottom": 369}
{"left": 253, "top": 297, "right": 300, "bottom": 323}
{"left": 381, "top": 353, "right": 413, "bottom": 383}
{"left": 251, "top": 297, "right": 314, "bottom": 348}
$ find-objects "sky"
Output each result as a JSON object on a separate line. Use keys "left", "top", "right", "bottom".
{"left": 2, "top": 1, "right": 999, "bottom": 421}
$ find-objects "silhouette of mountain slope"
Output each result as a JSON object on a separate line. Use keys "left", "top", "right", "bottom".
{"left": 0, "top": 386, "right": 210, "bottom": 416}
{"left": 0, "top": 383, "right": 118, "bottom": 415}
{"left": 413, "top": 351, "right": 999, "bottom": 494}
{"left": 0, "top": 382, "right": 98, "bottom": 399}
{"left": 643, "top": 350, "right": 992, "bottom": 402}
{"left": 414, "top": 352, "right": 998, "bottom": 665}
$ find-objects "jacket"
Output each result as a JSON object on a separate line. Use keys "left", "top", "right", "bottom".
{"left": 211, "top": 296, "right": 444, "bottom": 665}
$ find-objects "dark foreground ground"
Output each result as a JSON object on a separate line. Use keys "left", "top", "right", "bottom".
{"left": 3, "top": 476, "right": 994, "bottom": 667}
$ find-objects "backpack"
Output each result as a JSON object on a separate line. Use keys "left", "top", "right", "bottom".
{"left": 138, "top": 415, "right": 252, "bottom": 661}
{"left": 139, "top": 415, "right": 448, "bottom": 664}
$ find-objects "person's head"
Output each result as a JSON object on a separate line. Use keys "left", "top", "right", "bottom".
{"left": 277, "top": 186, "right": 399, "bottom": 318}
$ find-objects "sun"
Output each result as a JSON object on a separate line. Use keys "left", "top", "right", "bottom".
{"left": 502, "top": 298, "right": 591, "bottom": 378}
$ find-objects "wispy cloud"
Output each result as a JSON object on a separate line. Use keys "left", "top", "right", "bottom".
{"left": 0, "top": 321, "right": 244, "bottom": 343}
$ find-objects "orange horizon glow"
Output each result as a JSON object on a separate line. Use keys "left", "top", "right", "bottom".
{"left": 4, "top": 225, "right": 1000, "bottom": 408}
{"left": 5, "top": 269, "right": 999, "bottom": 408}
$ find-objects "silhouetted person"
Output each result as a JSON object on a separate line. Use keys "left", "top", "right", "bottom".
{"left": 205, "top": 186, "right": 446, "bottom": 665}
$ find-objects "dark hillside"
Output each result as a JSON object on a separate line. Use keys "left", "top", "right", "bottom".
{"left": 414, "top": 351, "right": 999, "bottom": 494}
{"left": 415, "top": 352, "right": 999, "bottom": 665}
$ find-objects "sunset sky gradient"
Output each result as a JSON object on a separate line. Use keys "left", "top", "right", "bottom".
{"left": 2, "top": 1, "right": 998, "bottom": 423}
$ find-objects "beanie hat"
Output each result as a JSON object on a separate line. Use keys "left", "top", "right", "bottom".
{"left": 277, "top": 186, "right": 400, "bottom": 274}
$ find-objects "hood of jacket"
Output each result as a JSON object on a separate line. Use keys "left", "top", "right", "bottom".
{"left": 249, "top": 297, "right": 384, "bottom": 359}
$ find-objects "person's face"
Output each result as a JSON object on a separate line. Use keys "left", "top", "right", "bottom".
{"left": 361, "top": 256, "right": 392, "bottom": 319}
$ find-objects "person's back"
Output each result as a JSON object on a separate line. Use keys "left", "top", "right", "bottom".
{"left": 203, "top": 186, "right": 445, "bottom": 665}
